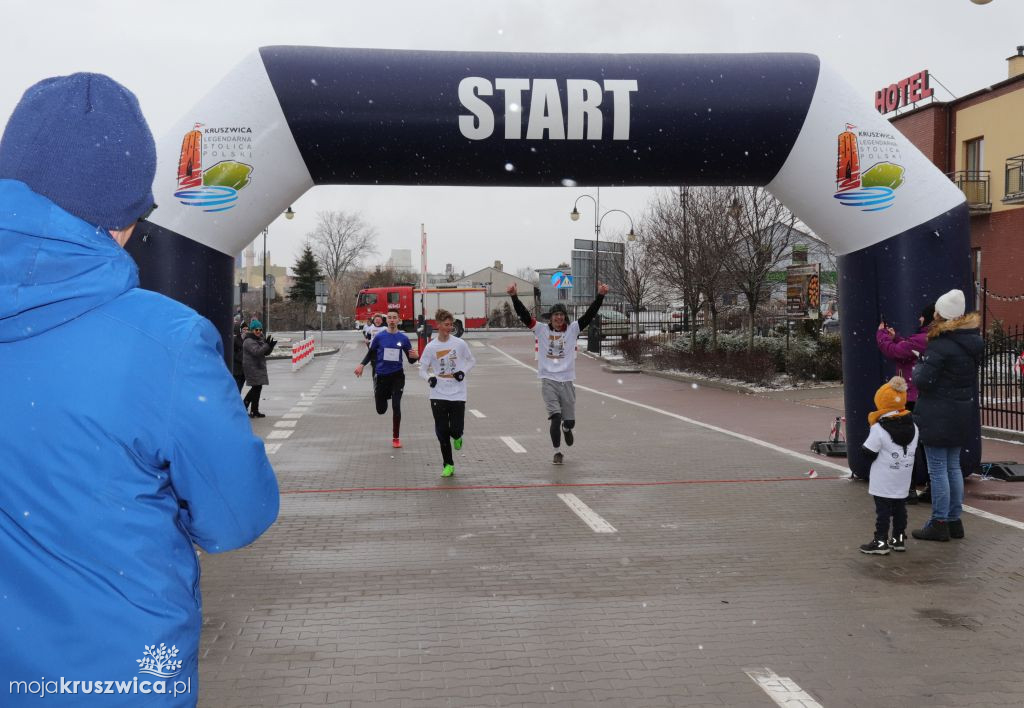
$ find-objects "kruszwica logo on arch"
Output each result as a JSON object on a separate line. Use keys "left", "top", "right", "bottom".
{"left": 175, "top": 122, "right": 255, "bottom": 212}
{"left": 834, "top": 122, "right": 906, "bottom": 212}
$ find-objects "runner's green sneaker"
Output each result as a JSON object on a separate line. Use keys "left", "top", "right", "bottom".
{"left": 453, "top": 437, "right": 463, "bottom": 451}
{"left": 441, "top": 464, "right": 455, "bottom": 478}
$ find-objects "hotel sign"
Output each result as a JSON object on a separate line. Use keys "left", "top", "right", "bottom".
{"left": 874, "top": 70, "right": 934, "bottom": 114}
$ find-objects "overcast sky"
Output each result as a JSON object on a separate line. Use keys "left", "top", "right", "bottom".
{"left": 2, "top": 0, "right": 1021, "bottom": 277}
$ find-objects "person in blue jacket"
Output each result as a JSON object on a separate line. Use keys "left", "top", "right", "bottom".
{"left": 0, "top": 73, "right": 280, "bottom": 706}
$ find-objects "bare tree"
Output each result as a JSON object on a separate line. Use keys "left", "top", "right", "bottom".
{"left": 686, "top": 187, "right": 736, "bottom": 352}
{"left": 608, "top": 233, "right": 661, "bottom": 336}
{"left": 643, "top": 189, "right": 702, "bottom": 349}
{"left": 725, "top": 186, "right": 797, "bottom": 352}
{"left": 515, "top": 266, "right": 537, "bottom": 283}
{"left": 308, "top": 210, "right": 377, "bottom": 283}
{"left": 307, "top": 210, "right": 377, "bottom": 329}
{"left": 360, "top": 265, "right": 408, "bottom": 289}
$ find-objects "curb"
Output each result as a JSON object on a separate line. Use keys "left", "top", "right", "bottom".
{"left": 602, "top": 365, "right": 643, "bottom": 374}
{"left": 641, "top": 368, "right": 755, "bottom": 394}
{"left": 982, "top": 427, "right": 1024, "bottom": 445}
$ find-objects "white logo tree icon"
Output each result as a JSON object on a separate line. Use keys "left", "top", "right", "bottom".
{"left": 137, "top": 643, "right": 184, "bottom": 677}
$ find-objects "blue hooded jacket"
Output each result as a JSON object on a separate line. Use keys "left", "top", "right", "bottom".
{"left": 0, "top": 180, "right": 280, "bottom": 705}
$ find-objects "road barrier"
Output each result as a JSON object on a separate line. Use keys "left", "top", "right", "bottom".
{"left": 291, "top": 337, "right": 315, "bottom": 372}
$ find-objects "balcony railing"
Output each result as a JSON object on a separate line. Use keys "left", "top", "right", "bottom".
{"left": 1004, "top": 155, "right": 1024, "bottom": 203}
{"left": 948, "top": 170, "right": 991, "bottom": 213}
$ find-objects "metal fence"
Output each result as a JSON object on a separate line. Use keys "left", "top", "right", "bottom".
{"left": 1006, "top": 155, "right": 1024, "bottom": 200}
{"left": 553, "top": 306, "right": 705, "bottom": 356}
{"left": 980, "top": 324, "right": 1024, "bottom": 433}
{"left": 949, "top": 170, "right": 991, "bottom": 209}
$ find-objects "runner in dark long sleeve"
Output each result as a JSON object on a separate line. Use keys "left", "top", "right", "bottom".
{"left": 354, "top": 309, "right": 418, "bottom": 448}
{"left": 507, "top": 281, "right": 609, "bottom": 465}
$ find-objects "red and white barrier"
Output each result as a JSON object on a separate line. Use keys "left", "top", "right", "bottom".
{"left": 291, "top": 337, "right": 315, "bottom": 372}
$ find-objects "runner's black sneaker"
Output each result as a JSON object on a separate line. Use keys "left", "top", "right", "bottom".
{"left": 552, "top": 451, "right": 564, "bottom": 465}
{"left": 888, "top": 533, "right": 906, "bottom": 552}
{"left": 562, "top": 425, "right": 574, "bottom": 447}
{"left": 859, "top": 538, "right": 890, "bottom": 555}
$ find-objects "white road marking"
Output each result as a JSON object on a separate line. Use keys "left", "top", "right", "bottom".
{"left": 501, "top": 436, "right": 527, "bottom": 453}
{"left": 490, "top": 344, "right": 847, "bottom": 474}
{"left": 471, "top": 341, "right": 485, "bottom": 348}
{"left": 283, "top": 412, "right": 304, "bottom": 419}
{"left": 962, "top": 504, "right": 1024, "bottom": 532}
{"left": 469, "top": 409, "right": 487, "bottom": 418}
{"left": 744, "top": 667, "right": 822, "bottom": 707}
{"left": 274, "top": 420, "right": 297, "bottom": 428}
{"left": 557, "top": 493, "right": 617, "bottom": 533}
{"left": 264, "top": 443, "right": 282, "bottom": 455}
{"left": 267, "top": 430, "right": 294, "bottom": 440}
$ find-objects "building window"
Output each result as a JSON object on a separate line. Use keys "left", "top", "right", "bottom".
{"left": 965, "top": 138, "right": 984, "bottom": 177}
{"left": 557, "top": 288, "right": 569, "bottom": 301}
{"left": 957, "top": 137, "right": 989, "bottom": 208}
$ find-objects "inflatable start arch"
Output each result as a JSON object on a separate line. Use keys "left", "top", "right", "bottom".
{"left": 130, "top": 47, "right": 976, "bottom": 479}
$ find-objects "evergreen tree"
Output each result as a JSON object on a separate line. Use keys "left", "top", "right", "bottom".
{"left": 290, "top": 245, "right": 323, "bottom": 337}
{"left": 290, "top": 245, "right": 322, "bottom": 304}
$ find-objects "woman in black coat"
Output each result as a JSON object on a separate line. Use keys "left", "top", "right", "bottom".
{"left": 242, "top": 319, "right": 276, "bottom": 418}
{"left": 232, "top": 321, "right": 248, "bottom": 392}
{"left": 910, "top": 289, "right": 984, "bottom": 542}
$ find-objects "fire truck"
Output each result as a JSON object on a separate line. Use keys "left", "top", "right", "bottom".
{"left": 355, "top": 285, "right": 487, "bottom": 337}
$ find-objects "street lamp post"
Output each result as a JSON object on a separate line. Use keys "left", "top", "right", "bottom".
{"left": 262, "top": 206, "right": 295, "bottom": 331}
{"left": 261, "top": 227, "right": 268, "bottom": 328}
{"left": 569, "top": 190, "right": 636, "bottom": 352}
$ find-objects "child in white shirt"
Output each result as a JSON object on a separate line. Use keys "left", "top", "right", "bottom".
{"left": 860, "top": 376, "right": 919, "bottom": 555}
{"left": 419, "top": 308, "right": 477, "bottom": 478}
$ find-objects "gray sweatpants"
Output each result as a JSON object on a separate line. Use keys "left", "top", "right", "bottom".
{"left": 541, "top": 379, "right": 576, "bottom": 420}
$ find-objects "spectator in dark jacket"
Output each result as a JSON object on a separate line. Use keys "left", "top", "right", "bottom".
{"left": 243, "top": 319, "right": 276, "bottom": 417}
{"left": 910, "top": 289, "right": 984, "bottom": 542}
{"left": 876, "top": 304, "right": 935, "bottom": 498}
{"left": 232, "top": 321, "right": 248, "bottom": 392}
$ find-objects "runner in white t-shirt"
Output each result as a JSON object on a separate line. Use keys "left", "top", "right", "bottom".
{"left": 507, "top": 281, "right": 609, "bottom": 465}
{"left": 419, "top": 308, "right": 477, "bottom": 478}
{"left": 363, "top": 312, "right": 387, "bottom": 381}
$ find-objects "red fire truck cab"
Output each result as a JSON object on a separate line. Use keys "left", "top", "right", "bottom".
{"left": 355, "top": 285, "right": 487, "bottom": 337}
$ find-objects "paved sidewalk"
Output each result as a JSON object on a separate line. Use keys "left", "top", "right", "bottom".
{"left": 199, "top": 333, "right": 1024, "bottom": 707}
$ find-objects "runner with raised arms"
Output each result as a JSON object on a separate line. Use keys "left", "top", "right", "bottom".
{"left": 507, "top": 281, "right": 609, "bottom": 465}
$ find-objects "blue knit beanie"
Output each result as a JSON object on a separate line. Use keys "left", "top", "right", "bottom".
{"left": 249, "top": 319, "right": 263, "bottom": 330}
{"left": 0, "top": 73, "right": 156, "bottom": 230}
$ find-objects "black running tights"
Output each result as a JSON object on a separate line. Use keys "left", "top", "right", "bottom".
{"left": 430, "top": 399, "right": 466, "bottom": 465}
{"left": 374, "top": 372, "right": 404, "bottom": 438}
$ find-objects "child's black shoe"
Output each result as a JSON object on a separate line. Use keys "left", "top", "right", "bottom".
{"left": 859, "top": 538, "right": 890, "bottom": 555}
